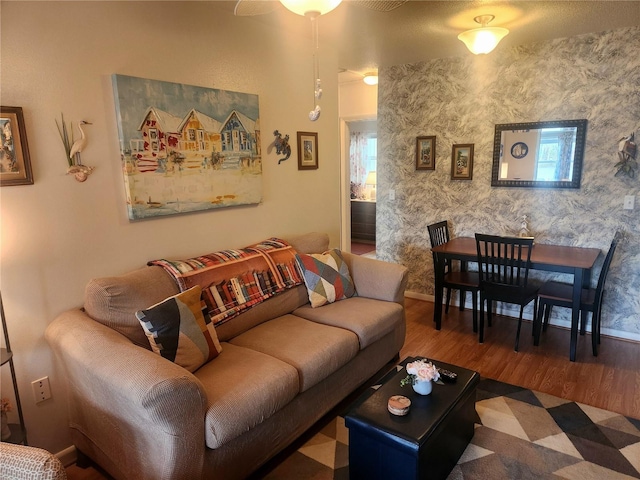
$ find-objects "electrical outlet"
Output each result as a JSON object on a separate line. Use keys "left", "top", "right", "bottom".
{"left": 389, "top": 189, "right": 396, "bottom": 201}
{"left": 32, "top": 376, "right": 52, "bottom": 404}
{"left": 624, "top": 195, "right": 635, "bottom": 210}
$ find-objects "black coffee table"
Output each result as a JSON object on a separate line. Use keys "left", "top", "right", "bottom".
{"left": 345, "top": 357, "right": 480, "bottom": 480}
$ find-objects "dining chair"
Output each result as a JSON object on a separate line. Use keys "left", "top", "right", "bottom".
{"left": 428, "top": 221, "right": 480, "bottom": 332}
{"left": 535, "top": 231, "right": 621, "bottom": 356}
{"left": 475, "top": 233, "right": 539, "bottom": 351}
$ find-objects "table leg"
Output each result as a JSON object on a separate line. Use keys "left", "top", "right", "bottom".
{"left": 570, "top": 268, "right": 583, "bottom": 362}
{"left": 434, "top": 253, "right": 444, "bottom": 330}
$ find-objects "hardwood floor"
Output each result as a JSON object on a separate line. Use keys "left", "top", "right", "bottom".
{"left": 66, "top": 297, "right": 640, "bottom": 478}
{"left": 350, "top": 241, "right": 375, "bottom": 255}
{"left": 401, "top": 297, "right": 640, "bottom": 420}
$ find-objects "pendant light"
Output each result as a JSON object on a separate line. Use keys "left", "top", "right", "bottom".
{"left": 280, "top": 0, "right": 342, "bottom": 16}
{"left": 458, "top": 15, "right": 509, "bottom": 55}
{"left": 280, "top": 0, "right": 343, "bottom": 121}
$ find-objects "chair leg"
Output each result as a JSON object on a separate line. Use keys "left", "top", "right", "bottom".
{"left": 514, "top": 305, "right": 524, "bottom": 352}
{"left": 543, "top": 304, "right": 551, "bottom": 332}
{"left": 471, "top": 291, "right": 478, "bottom": 333}
{"left": 487, "top": 300, "right": 493, "bottom": 328}
{"left": 459, "top": 290, "right": 466, "bottom": 311}
{"left": 591, "top": 309, "right": 603, "bottom": 356}
{"left": 580, "top": 309, "right": 587, "bottom": 336}
{"left": 445, "top": 288, "right": 452, "bottom": 314}
{"left": 478, "top": 295, "right": 485, "bottom": 343}
{"left": 534, "top": 301, "right": 543, "bottom": 346}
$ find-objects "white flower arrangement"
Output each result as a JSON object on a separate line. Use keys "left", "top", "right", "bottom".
{"left": 400, "top": 359, "right": 440, "bottom": 387}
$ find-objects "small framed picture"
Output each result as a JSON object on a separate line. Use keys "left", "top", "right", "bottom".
{"left": 415, "top": 136, "right": 436, "bottom": 170}
{"left": 451, "top": 144, "right": 474, "bottom": 180}
{"left": 1, "top": 106, "right": 34, "bottom": 186}
{"left": 297, "top": 131, "right": 318, "bottom": 170}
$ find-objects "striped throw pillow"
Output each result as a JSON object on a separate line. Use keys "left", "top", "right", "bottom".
{"left": 135, "top": 285, "right": 222, "bottom": 372}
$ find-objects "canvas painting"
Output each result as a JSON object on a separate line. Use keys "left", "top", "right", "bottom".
{"left": 112, "top": 74, "right": 261, "bottom": 220}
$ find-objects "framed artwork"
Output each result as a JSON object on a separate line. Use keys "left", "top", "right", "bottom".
{"left": 451, "top": 144, "right": 474, "bottom": 180}
{"left": 297, "top": 131, "right": 318, "bottom": 170}
{"left": 1, "top": 106, "right": 34, "bottom": 186}
{"left": 111, "top": 74, "right": 261, "bottom": 220}
{"left": 415, "top": 136, "right": 436, "bottom": 170}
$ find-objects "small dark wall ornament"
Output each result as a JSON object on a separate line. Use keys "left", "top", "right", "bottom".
{"left": 615, "top": 132, "right": 637, "bottom": 178}
{"left": 273, "top": 130, "right": 291, "bottom": 164}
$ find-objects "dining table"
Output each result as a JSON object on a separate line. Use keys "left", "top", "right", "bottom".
{"left": 431, "top": 237, "right": 601, "bottom": 362}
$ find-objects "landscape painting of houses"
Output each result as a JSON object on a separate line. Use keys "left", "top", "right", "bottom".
{"left": 112, "top": 74, "right": 261, "bottom": 220}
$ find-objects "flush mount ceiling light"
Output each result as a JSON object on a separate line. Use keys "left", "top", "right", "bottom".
{"left": 279, "top": 0, "right": 342, "bottom": 17}
{"left": 458, "top": 15, "right": 509, "bottom": 55}
{"left": 363, "top": 73, "right": 378, "bottom": 85}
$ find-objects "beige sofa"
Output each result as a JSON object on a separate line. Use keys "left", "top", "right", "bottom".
{"left": 45, "top": 233, "right": 408, "bottom": 480}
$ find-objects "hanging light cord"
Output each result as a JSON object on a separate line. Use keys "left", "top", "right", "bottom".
{"left": 309, "top": 13, "right": 321, "bottom": 121}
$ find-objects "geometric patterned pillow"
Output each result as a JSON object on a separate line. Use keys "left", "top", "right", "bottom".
{"left": 295, "top": 249, "right": 356, "bottom": 308}
{"left": 135, "top": 285, "right": 222, "bottom": 372}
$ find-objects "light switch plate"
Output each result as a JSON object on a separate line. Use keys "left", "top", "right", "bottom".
{"left": 624, "top": 195, "right": 635, "bottom": 210}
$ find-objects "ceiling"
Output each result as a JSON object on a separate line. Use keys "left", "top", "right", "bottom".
{"left": 214, "top": 1, "right": 640, "bottom": 84}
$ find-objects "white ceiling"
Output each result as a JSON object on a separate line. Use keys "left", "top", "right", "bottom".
{"left": 214, "top": 1, "right": 640, "bottom": 84}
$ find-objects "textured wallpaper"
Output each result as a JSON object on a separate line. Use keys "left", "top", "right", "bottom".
{"left": 378, "top": 26, "right": 640, "bottom": 339}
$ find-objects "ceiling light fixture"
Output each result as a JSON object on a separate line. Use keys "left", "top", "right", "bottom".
{"left": 458, "top": 15, "right": 509, "bottom": 55}
{"left": 279, "top": 0, "right": 342, "bottom": 17}
{"left": 363, "top": 73, "right": 378, "bottom": 86}
{"left": 279, "top": 0, "right": 343, "bottom": 121}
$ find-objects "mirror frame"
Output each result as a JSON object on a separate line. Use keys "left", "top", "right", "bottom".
{"left": 491, "top": 119, "right": 588, "bottom": 188}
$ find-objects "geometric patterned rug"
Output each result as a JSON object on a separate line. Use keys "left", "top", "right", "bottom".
{"left": 263, "top": 378, "right": 640, "bottom": 479}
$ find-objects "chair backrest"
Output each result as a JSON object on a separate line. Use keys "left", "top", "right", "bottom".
{"left": 475, "top": 233, "right": 534, "bottom": 289}
{"left": 428, "top": 221, "right": 450, "bottom": 249}
{"left": 428, "top": 221, "right": 452, "bottom": 270}
{"left": 593, "top": 231, "right": 621, "bottom": 305}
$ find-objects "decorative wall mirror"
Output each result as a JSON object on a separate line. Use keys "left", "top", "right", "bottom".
{"left": 492, "top": 119, "right": 587, "bottom": 188}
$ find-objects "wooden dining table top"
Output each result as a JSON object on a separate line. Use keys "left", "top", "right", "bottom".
{"left": 431, "top": 237, "right": 601, "bottom": 270}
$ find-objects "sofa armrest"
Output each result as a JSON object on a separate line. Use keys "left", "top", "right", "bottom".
{"left": 0, "top": 443, "right": 67, "bottom": 480}
{"left": 343, "top": 252, "right": 408, "bottom": 304}
{"left": 45, "top": 309, "right": 208, "bottom": 480}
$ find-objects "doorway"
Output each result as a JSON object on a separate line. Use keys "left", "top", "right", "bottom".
{"left": 345, "top": 119, "right": 377, "bottom": 257}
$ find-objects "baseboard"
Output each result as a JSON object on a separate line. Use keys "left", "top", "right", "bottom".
{"left": 56, "top": 445, "right": 77, "bottom": 467}
{"left": 404, "top": 290, "right": 640, "bottom": 343}
{"left": 404, "top": 290, "right": 434, "bottom": 302}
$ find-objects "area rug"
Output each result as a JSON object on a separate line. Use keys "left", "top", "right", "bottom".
{"left": 263, "top": 378, "right": 640, "bottom": 479}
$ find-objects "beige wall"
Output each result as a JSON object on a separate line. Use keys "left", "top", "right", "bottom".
{"left": 0, "top": 1, "right": 341, "bottom": 455}
{"left": 339, "top": 80, "right": 377, "bottom": 119}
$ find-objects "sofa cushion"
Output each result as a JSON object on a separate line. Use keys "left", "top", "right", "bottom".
{"left": 194, "top": 343, "right": 299, "bottom": 449}
{"left": 215, "top": 284, "right": 309, "bottom": 342}
{"left": 84, "top": 265, "right": 179, "bottom": 348}
{"left": 295, "top": 249, "right": 356, "bottom": 308}
{"left": 229, "top": 314, "right": 359, "bottom": 392}
{"left": 293, "top": 297, "right": 404, "bottom": 349}
{"left": 135, "top": 286, "right": 222, "bottom": 372}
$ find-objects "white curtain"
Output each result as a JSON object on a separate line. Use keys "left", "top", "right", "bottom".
{"left": 350, "top": 131, "right": 368, "bottom": 199}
